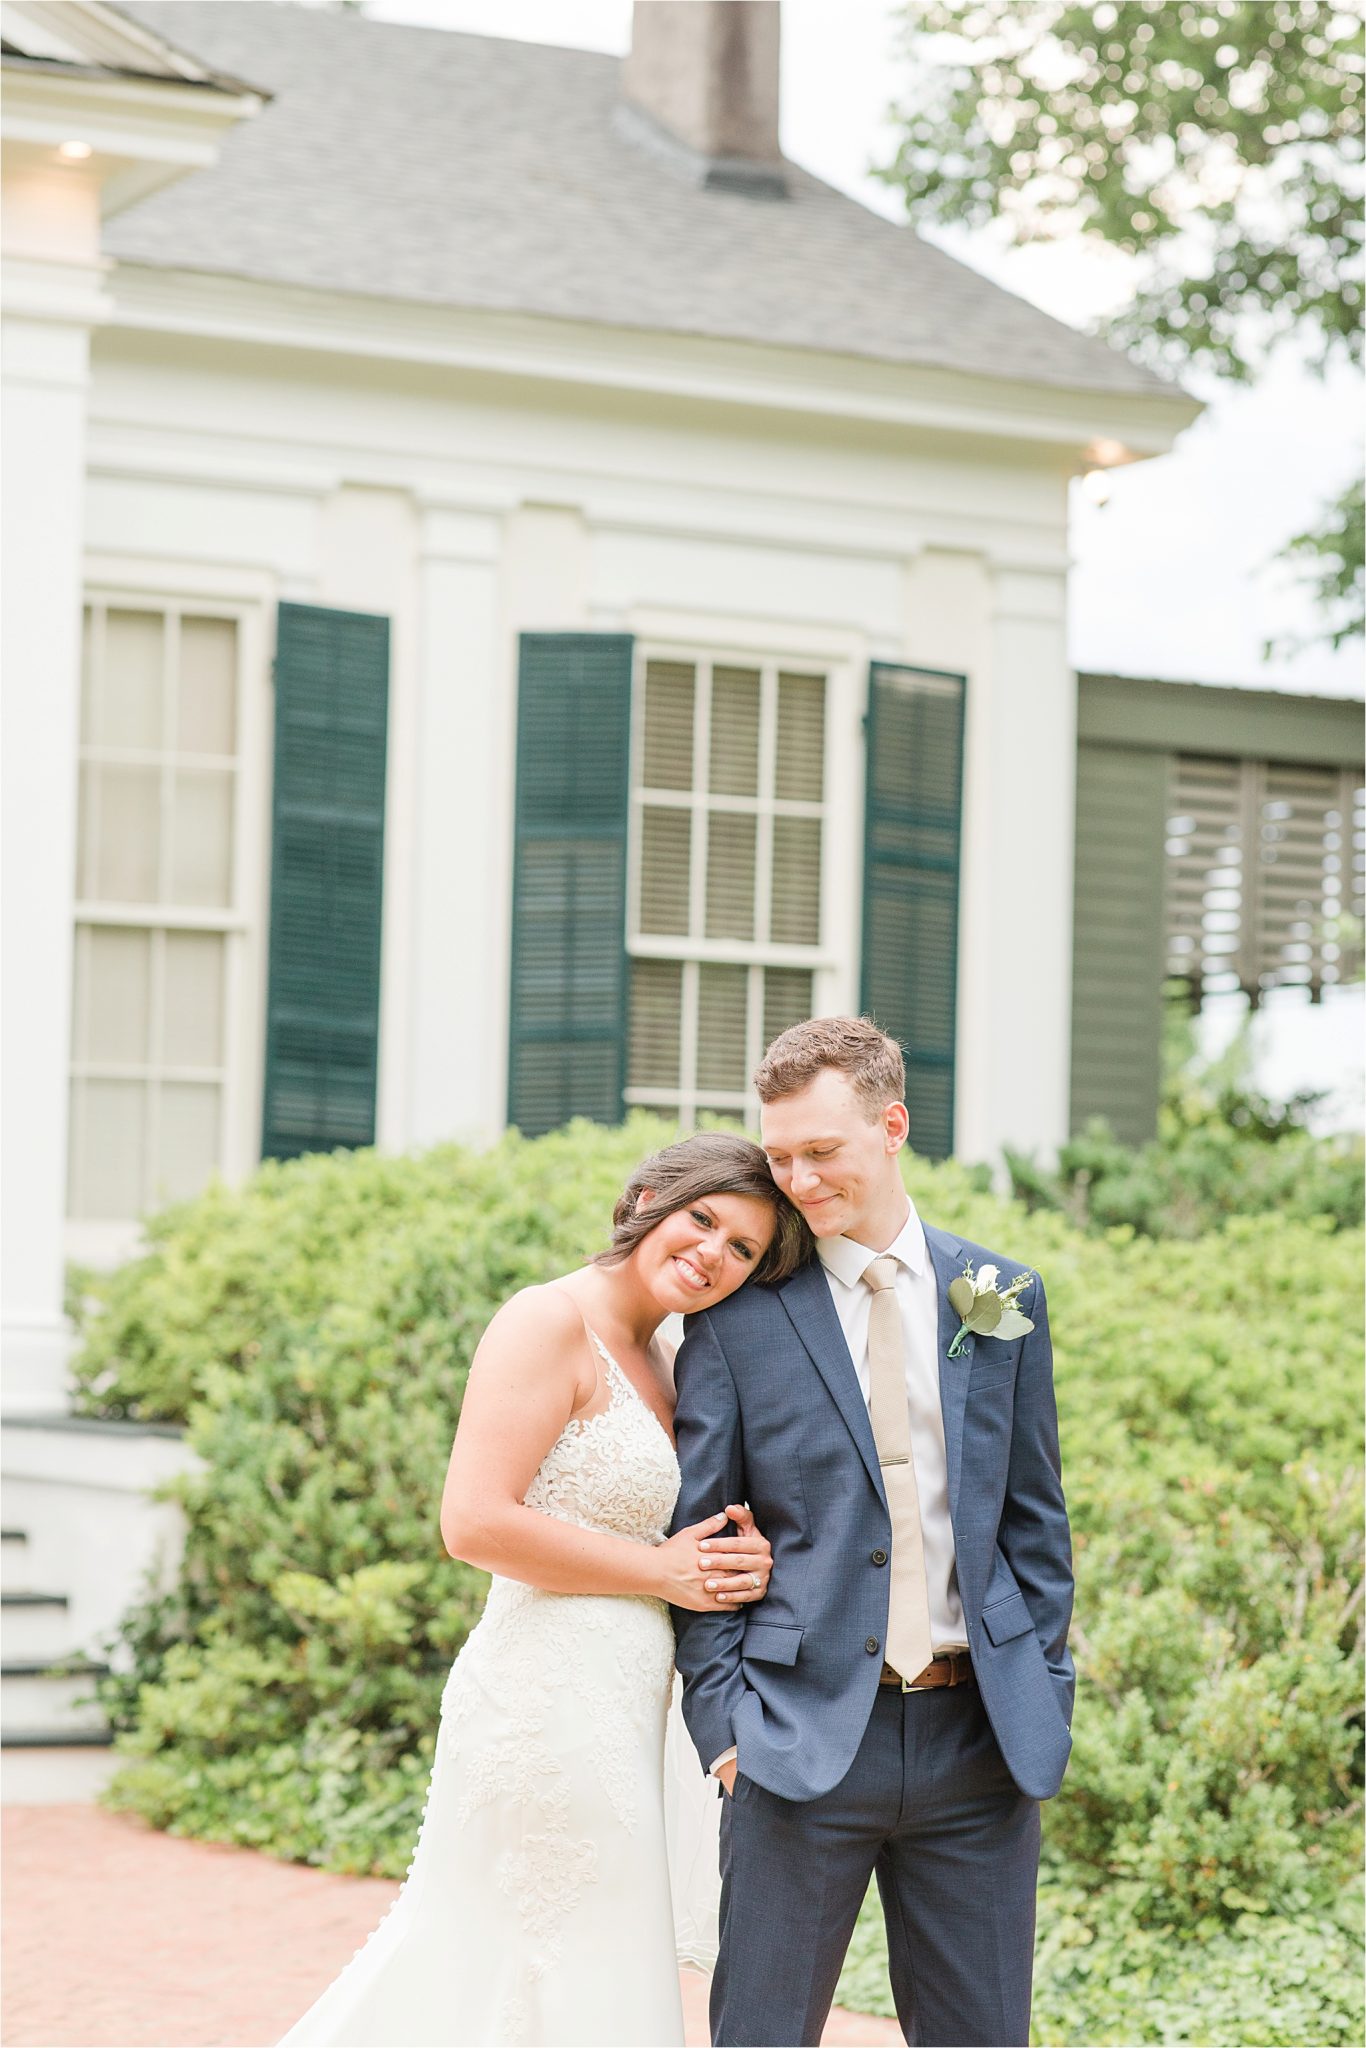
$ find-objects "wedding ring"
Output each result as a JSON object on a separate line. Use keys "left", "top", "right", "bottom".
{"left": 748, "top": 1572, "right": 761, "bottom": 1590}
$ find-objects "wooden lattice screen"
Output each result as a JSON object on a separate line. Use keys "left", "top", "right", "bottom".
{"left": 1164, "top": 757, "right": 1365, "bottom": 1006}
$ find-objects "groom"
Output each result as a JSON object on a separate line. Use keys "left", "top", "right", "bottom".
{"left": 671, "top": 1016, "right": 1074, "bottom": 2048}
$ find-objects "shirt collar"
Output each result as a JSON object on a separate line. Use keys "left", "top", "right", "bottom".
{"left": 816, "top": 1195, "right": 928, "bottom": 1290}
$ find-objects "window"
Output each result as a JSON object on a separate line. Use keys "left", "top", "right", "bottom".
{"left": 626, "top": 651, "right": 829, "bottom": 1121}
{"left": 68, "top": 602, "right": 249, "bottom": 1220}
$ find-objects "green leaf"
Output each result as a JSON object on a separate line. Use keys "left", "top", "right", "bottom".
{"left": 993, "top": 1308, "right": 1035, "bottom": 1341}
{"left": 948, "top": 1276, "right": 976, "bottom": 1318}
{"left": 965, "top": 1293, "right": 1004, "bottom": 1334}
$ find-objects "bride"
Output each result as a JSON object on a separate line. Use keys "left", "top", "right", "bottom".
{"left": 278, "top": 1132, "right": 811, "bottom": 2048}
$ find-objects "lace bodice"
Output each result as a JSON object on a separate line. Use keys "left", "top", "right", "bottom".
{"left": 523, "top": 1335, "right": 681, "bottom": 1546}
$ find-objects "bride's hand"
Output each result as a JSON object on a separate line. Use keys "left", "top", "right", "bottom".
{"left": 699, "top": 1504, "right": 772, "bottom": 1605}
{"left": 654, "top": 1507, "right": 772, "bottom": 1611}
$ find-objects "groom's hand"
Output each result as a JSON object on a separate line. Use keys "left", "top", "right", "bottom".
{"left": 716, "top": 1758, "right": 739, "bottom": 1798}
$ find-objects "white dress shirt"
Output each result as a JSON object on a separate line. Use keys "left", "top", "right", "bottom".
{"left": 815, "top": 1197, "right": 967, "bottom": 1654}
{"left": 710, "top": 1196, "right": 966, "bottom": 1776}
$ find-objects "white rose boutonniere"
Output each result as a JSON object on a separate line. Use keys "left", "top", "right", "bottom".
{"left": 946, "top": 1260, "right": 1035, "bottom": 1359}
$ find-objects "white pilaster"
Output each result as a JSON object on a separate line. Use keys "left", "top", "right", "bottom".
{"left": 979, "top": 564, "right": 1075, "bottom": 1162}
{"left": 1, "top": 236, "right": 111, "bottom": 1411}
{"left": 408, "top": 507, "right": 505, "bottom": 1146}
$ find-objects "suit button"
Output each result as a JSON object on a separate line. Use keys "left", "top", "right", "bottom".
{"left": 871, "top": 1549, "right": 888, "bottom": 1566}
{"left": 865, "top": 1637, "right": 879, "bottom": 1655}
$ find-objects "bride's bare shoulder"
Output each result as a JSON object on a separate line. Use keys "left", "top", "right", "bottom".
{"left": 480, "top": 1282, "right": 586, "bottom": 1351}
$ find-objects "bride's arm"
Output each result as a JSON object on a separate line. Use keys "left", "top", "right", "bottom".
{"left": 440, "top": 1287, "right": 754, "bottom": 1611}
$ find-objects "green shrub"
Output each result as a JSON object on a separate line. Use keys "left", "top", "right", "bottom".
{"left": 73, "top": 1119, "right": 1363, "bottom": 2041}
{"left": 1005, "top": 1004, "right": 1364, "bottom": 1239}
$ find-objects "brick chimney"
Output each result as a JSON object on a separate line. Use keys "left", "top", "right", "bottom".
{"left": 620, "top": 0, "right": 787, "bottom": 198}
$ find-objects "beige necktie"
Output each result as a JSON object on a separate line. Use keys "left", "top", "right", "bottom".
{"left": 863, "top": 1256, "right": 934, "bottom": 1687}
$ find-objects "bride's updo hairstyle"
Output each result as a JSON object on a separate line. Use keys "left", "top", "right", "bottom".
{"left": 594, "top": 1132, "right": 812, "bottom": 1287}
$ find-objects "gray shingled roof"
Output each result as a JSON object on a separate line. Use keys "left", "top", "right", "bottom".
{"left": 108, "top": 2, "right": 1172, "bottom": 399}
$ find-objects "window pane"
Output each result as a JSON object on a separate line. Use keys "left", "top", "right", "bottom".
{"left": 642, "top": 660, "right": 695, "bottom": 790}
{"left": 70, "top": 1077, "right": 146, "bottom": 1219}
{"left": 177, "top": 617, "right": 238, "bottom": 757}
{"left": 639, "top": 808, "right": 691, "bottom": 936}
{"left": 776, "top": 673, "right": 825, "bottom": 802}
{"left": 163, "top": 930, "right": 226, "bottom": 1069}
{"left": 705, "top": 812, "right": 756, "bottom": 941}
{"left": 763, "top": 966, "right": 814, "bottom": 1049}
{"left": 154, "top": 1082, "right": 221, "bottom": 1206}
{"left": 78, "top": 926, "right": 152, "bottom": 1065}
{"left": 709, "top": 666, "right": 760, "bottom": 797}
{"left": 629, "top": 958, "right": 683, "bottom": 1090}
{"left": 771, "top": 817, "right": 821, "bottom": 944}
{"left": 169, "top": 769, "right": 234, "bottom": 907}
{"left": 697, "top": 963, "right": 748, "bottom": 1090}
{"left": 86, "top": 763, "right": 161, "bottom": 902}
{"left": 100, "top": 610, "right": 164, "bottom": 751}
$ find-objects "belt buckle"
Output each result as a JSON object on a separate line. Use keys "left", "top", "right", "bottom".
{"left": 901, "top": 1675, "right": 929, "bottom": 1693}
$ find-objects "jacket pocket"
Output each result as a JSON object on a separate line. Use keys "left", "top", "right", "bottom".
{"left": 741, "top": 1622, "right": 804, "bottom": 1665}
{"left": 979, "top": 1590, "right": 1034, "bottom": 1645}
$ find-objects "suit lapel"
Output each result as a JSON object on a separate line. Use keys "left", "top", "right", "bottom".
{"left": 925, "top": 1224, "right": 973, "bottom": 1517}
{"left": 776, "top": 1260, "right": 886, "bottom": 1506}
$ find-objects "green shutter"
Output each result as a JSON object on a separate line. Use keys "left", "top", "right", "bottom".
{"left": 1069, "top": 742, "right": 1169, "bottom": 1144}
{"left": 261, "top": 602, "right": 389, "bottom": 1161}
{"left": 860, "top": 662, "right": 965, "bottom": 1160}
{"left": 508, "top": 633, "right": 632, "bottom": 1135}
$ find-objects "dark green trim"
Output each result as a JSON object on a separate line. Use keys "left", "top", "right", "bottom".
{"left": 507, "top": 632, "right": 633, "bottom": 1135}
{"left": 1, "top": 1730, "right": 114, "bottom": 1749}
{"left": 0, "top": 1414, "right": 187, "bottom": 1439}
{"left": 2, "top": 1659, "right": 110, "bottom": 1678}
{"left": 860, "top": 661, "right": 966, "bottom": 1161}
{"left": 262, "top": 601, "right": 389, "bottom": 1162}
{"left": 1078, "top": 673, "right": 1364, "bottom": 767}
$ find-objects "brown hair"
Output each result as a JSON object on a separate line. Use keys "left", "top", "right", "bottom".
{"left": 594, "top": 1131, "right": 812, "bottom": 1287}
{"left": 753, "top": 1015, "right": 906, "bottom": 1121}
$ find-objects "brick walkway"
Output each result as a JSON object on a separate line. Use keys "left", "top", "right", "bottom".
{"left": 2, "top": 1805, "right": 901, "bottom": 2047}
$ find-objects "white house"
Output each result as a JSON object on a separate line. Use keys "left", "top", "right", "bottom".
{"left": 2, "top": 0, "right": 1202, "bottom": 1399}
{"left": 1, "top": 0, "right": 1211, "bottom": 1762}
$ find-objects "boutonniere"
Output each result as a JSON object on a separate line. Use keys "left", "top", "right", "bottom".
{"left": 947, "top": 1261, "right": 1034, "bottom": 1358}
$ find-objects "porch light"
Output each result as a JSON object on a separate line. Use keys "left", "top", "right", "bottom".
{"left": 1080, "top": 468, "right": 1114, "bottom": 507}
{"left": 57, "top": 140, "right": 93, "bottom": 161}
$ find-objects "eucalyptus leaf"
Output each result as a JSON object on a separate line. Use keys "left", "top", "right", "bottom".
{"left": 948, "top": 1276, "right": 976, "bottom": 1319}
{"left": 966, "top": 1294, "right": 1003, "bottom": 1333}
{"left": 993, "top": 1308, "right": 1034, "bottom": 1341}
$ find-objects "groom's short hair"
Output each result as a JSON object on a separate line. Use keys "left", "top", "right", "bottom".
{"left": 754, "top": 1016, "right": 906, "bottom": 1121}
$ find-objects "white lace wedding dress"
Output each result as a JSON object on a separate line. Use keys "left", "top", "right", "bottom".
{"left": 278, "top": 1332, "right": 701, "bottom": 2048}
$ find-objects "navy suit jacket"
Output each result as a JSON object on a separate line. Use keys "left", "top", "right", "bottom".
{"left": 670, "top": 1224, "right": 1075, "bottom": 1803}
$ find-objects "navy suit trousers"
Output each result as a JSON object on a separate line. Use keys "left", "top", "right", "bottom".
{"left": 711, "top": 1682, "right": 1041, "bottom": 2048}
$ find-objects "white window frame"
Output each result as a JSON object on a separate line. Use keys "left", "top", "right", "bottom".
{"left": 624, "top": 635, "right": 850, "bottom": 1126}
{"left": 67, "top": 572, "right": 272, "bottom": 1266}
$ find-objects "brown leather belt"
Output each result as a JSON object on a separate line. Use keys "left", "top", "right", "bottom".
{"left": 879, "top": 1651, "right": 974, "bottom": 1691}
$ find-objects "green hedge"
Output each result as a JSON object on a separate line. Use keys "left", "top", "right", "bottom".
{"left": 72, "top": 1118, "right": 1363, "bottom": 2045}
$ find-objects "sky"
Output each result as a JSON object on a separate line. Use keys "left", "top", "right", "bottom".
{"left": 307, "top": 0, "right": 1364, "bottom": 1124}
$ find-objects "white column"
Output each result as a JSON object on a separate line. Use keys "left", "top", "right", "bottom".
{"left": 976, "top": 564, "right": 1074, "bottom": 1162}
{"left": 1, "top": 234, "right": 111, "bottom": 1410}
{"left": 407, "top": 506, "right": 506, "bottom": 1146}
